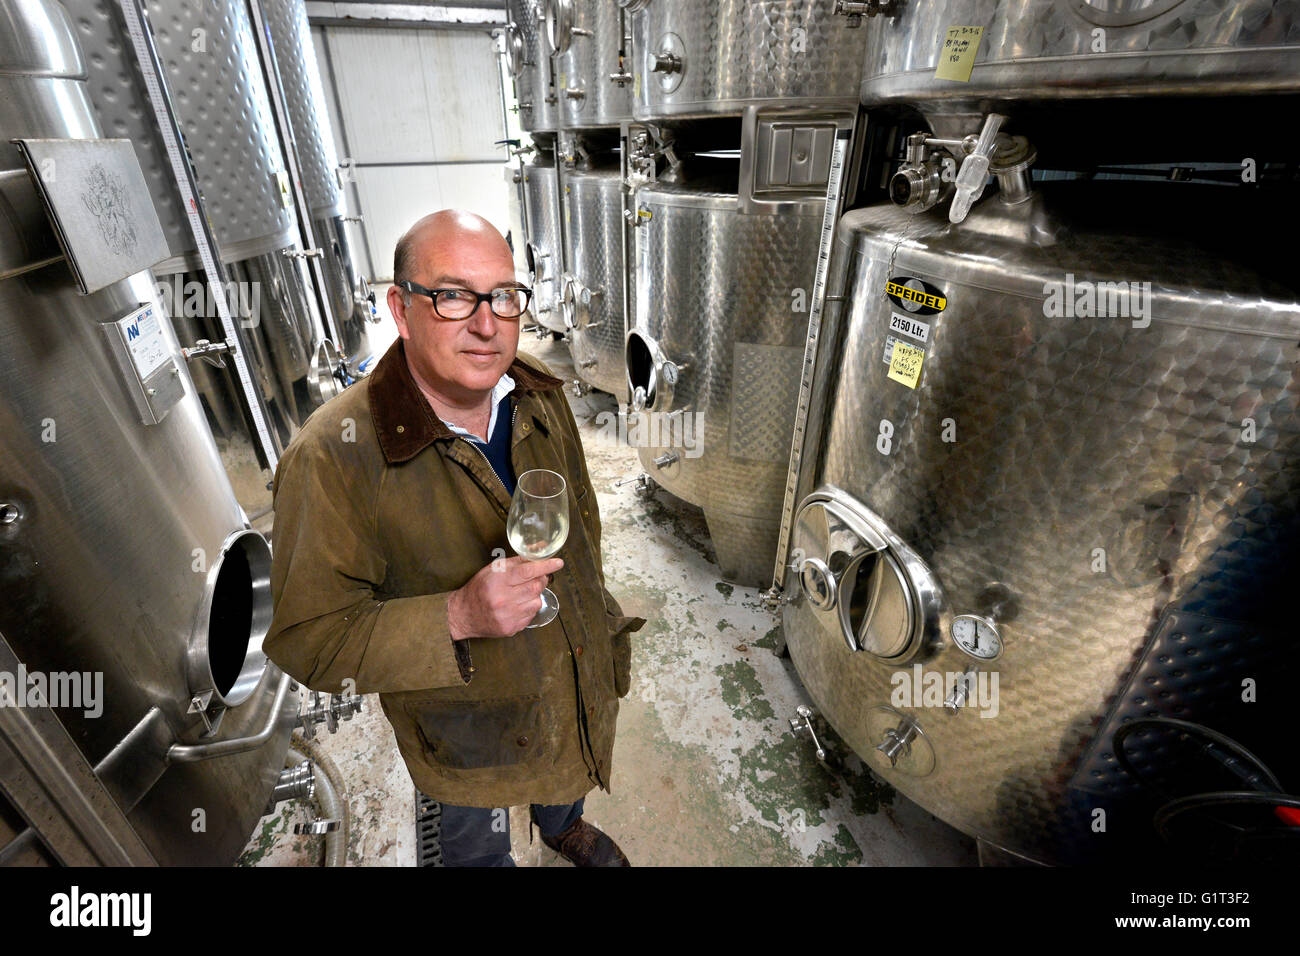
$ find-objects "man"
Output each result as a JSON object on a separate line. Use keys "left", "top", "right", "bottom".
{"left": 264, "top": 210, "right": 643, "bottom": 866}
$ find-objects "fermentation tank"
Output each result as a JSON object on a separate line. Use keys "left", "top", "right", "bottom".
{"left": 861, "top": 0, "right": 1300, "bottom": 113}
{"left": 72, "top": 0, "right": 325, "bottom": 455}
{"left": 0, "top": 0, "right": 296, "bottom": 866}
{"left": 616, "top": 0, "right": 866, "bottom": 584}
{"left": 561, "top": 160, "right": 625, "bottom": 398}
{"left": 263, "top": 0, "right": 378, "bottom": 368}
{"left": 522, "top": 152, "right": 567, "bottom": 335}
{"left": 546, "top": 0, "right": 633, "bottom": 128}
{"left": 771, "top": 0, "right": 1300, "bottom": 864}
{"left": 624, "top": 0, "right": 866, "bottom": 120}
{"left": 506, "top": 0, "right": 558, "bottom": 133}
{"left": 627, "top": 171, "right": 822, "bottom": 585}
{"left": 780, "top": 181, "right": 1299, "bottom": 864}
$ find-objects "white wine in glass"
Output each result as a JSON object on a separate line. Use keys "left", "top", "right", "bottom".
{"left": 507, "top": 469, "right": 569, "bottom": 627}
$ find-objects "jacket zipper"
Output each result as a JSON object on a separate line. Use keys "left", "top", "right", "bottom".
{"left": 458, "top": 400, "right": 521, "bottom": 504}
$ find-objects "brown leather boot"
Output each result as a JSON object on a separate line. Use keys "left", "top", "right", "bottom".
{"left": 538, "top": 816, "right": 630, "bottom": 867}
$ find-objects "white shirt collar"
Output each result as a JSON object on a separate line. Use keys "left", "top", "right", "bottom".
{"left": 439, "top": 371, "right": 516, "bottom": 443}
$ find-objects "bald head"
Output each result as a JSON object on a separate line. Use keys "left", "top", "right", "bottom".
{"left": 393, "top": 210, "right": 511, "bottom": 293}
{"left": 386, "top": 208, "right": 522, "bottom": 408}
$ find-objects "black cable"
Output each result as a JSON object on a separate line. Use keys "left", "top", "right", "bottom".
{"left": 1153, "top": 790, "right": 1300, "bottom": 847}
{"left": 1112, "top": 716, "right": 1282, "bottom": 801}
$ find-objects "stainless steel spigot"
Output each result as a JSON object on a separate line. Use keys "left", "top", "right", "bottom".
{"left": 790, "top": 705, "right": 827, "bottom": 760}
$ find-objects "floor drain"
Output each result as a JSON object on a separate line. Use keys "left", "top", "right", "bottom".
{"left": 416, "top": 790, "right": 442, "bottom": 867}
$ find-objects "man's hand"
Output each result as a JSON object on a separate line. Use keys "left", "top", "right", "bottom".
{"left": 446, "top": 556, "right": 564, "bottom": 640}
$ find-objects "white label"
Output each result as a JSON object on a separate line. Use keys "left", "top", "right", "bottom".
{"left": 889, "top": 311, "right": 931, "bottom": 343}
{"left": 882, "top": 334, "right": 903, "bottom": 365}
{"left": 120, "top": 304, "right": 169, "bottom": 378}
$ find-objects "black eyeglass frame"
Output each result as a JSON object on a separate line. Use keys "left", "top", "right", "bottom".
{"left": 397, "top": 280, "right": 533, "bottom": 320}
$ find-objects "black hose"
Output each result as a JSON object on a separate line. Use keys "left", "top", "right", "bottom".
{"left": 1112, "top": 716, "right": 1282, "bottom": 800}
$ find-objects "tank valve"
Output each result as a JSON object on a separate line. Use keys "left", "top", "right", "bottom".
{"left": 564, "top": 87, "right": 586, "bottom": 102}
{"left": 182, "top": 338, "right": 231, "bottom": 369}
{"left": 265, "top": 760, "right": 314, "bottom": 814}
{"left": 790, "top": 705, "right": 827, "bottom": 761}
{"left": 571, "top": 379, "right": 592, "bottom": 397}
{"left": 610, "top": 68, "right": 632, "bottom": 86}
{"left": 943, "top": 667, "right": 978, "bottom": 715}
{"left": 652, "top": 452, "right": 679, "bottom": 468}
{"left": 297, "top": 691, "right": 363, "bottom": 741}
{"left": 650, "top": 52, "right": 682, "bottom": 75}
{"left": 889, "top": 131, "right": 949, "bottom": 214}
{"left": 282, "top": 247, "right": 324, "bottom": 260}
{"left": 578, "top": 358, "right": 597, "bottom": 369}
{"left": 614, "top": 473, "right": 657, "bottom": 499}
{"left": 834, "top": 1, "right": 898, "bottom": 21}
{"left": 876, "top": 718, "right": 921, "bottom": 767}
{"left": 949, "top": 113, "right": 1006, "bottom": 223}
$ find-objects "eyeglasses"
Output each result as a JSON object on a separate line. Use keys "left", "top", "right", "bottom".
{"left": 398, "top": 280, "right": 532, "bottom": 320}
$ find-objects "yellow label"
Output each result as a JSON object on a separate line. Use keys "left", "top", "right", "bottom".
{"left": 276, "top": 170, "right": 292, "bottom": 208}
{"left": 887, "top": 341, "right": 925, "bottom": 389}
{"left": 934, "top": 26, "right": 984, "bottom": 82}
{"left": 885, "top": 280, "right": 947, "bottom": 312}
{"left": 560, "top": 72, "right": 567, "bottom": 90}
{"left": 634, "top": 72, "right": 642, "bottom": 98}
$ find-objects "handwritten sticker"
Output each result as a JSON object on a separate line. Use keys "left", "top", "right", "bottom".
{"left": 887, "top": 340, "right": 925, "bottom": 389}
{"left": 634, "top": 73, "right": 642, "bottom": 98}
{"left": 934, "top": 26, "right": 984, "bottom": 82}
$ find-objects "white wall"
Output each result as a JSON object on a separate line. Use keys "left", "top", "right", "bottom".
{"left": 310, "top": 23, "right": 514, "bottom": 280}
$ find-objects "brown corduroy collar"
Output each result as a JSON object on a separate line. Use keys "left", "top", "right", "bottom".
{"left": 367, "top": 336, "right": 564, "bottom": 464}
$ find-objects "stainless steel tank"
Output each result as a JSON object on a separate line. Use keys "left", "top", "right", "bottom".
{"left": 624, "top": 0, "right": 867, "bottom": 120}
{"left": 780, "top": 181, "right": 1299, "bottom": 864}
{"left": 506, "top": 0, "right": 559, "bottom": 133}
{"left": 72, "top": 0, "right": 323, "bottom": 452}
{"left": 561, "top": 164, "right": 626, "bottom": 397}
{"left": 0, "top": 0, "right": 295, "bottom": 865}
{"left": 522, "top": 154, "right": 567, "bottom": 334}
{"left": 546, "top": 0, "right": 633, "bottom": 128}
{"left": 627, "top": 173, "right": 822, "bottom": 585}
{"left": 263, "top": 0, "right": 378, "bottom": 367}
{"left": 860, "top": 0, "right": 1300, "bottom": 136}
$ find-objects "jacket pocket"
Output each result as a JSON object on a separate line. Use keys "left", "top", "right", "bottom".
{"left": 408, "top": 695, "right": 546, "bottom": 770}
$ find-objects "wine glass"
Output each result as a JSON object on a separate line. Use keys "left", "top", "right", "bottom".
{"left": 506, "top": 469, "right": 570, "bottom": 628}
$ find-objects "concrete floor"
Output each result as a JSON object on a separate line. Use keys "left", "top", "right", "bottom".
{"left": 236, "top": 302, "right": 977, "bottom": 867}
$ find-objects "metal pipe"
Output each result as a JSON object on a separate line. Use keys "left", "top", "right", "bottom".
{"left": 167, "top": 672, "right": 295, "bottom": 763}
{"left": 288, "top": 736, "right": 349, "bottom": 866}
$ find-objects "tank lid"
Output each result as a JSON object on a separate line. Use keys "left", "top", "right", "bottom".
{"left": 0, "top": 0, "right": 86, "bottom": 80}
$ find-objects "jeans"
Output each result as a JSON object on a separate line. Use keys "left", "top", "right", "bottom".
{"left": 438, "top": 798, "right": 584, "bottom": 867}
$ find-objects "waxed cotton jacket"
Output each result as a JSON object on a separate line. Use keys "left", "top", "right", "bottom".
{"left": 263, "top": 336, "right": 644, "bottom": 807}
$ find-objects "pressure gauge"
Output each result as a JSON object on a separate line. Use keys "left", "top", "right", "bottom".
{"left": 951, "top": 615, "right": 1002, "bottom": 661}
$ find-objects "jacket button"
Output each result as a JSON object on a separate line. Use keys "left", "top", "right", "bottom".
{"left": 575, "top": 645, "right": 584, "bottom": 657}
{"left": 517, "top": 735, "right": 529, "bottom": 747}
{"left": 396, "top": 425, "right": 405, "bottom": 433}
